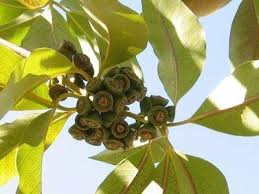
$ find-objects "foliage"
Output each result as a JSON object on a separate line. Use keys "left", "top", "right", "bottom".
{"left": 0, "top": 0, "right": 257, "bottom": 193}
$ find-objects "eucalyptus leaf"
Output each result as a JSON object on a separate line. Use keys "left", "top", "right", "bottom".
{"left": 182, "top": 0, "right": 231, "bottom": 17}
{"left": 80, "top": 0, "right": 148, "bottom": 73}
{"left": 96, "top": 147, "right": 155, "bottom": 194}
{"left": 254, "top": 0, "right": 259, "bottom": 21}
{"left": 0, "top": 4, "right": 24, "bottom": 25}
{"left": 155, "top": 150, "right": 229, "bottom": 194}
{"left": 191, "top": 60, "right": 259, "bottom": 136}
{"left": 18, "top": 0, "right": 49, "bottom": 9}
{"left": 142, "top": 0, "right": 206, "bottom": 104}
{"left": 90, "top": 137, "right": 166, "bottom": 165}
{"left": 61, "top": 0, "right": 85, "bottom": 15}
{"left": 230, "top": 0, "right": 259, "bottom": 68}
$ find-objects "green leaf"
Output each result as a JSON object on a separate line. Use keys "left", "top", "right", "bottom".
{"left": 254, "top": 0, "right": 259, "bottom": 21}
{"left": 0, "top": 3, "right": 24, "bottom": 25}
{"left": 0, "top": 109, "right": 55, "bottom": 160}
{"left": 96, "top": 147, "right": 155, "bottom": 194}
{"left": 18, "top": 0, "right": 49, "bottom": 9}
{"left": 230, "top": 0, "right": 259, "bottom": 68}
{"left": 155, "top": 150, "right": 229, "bottom": 194}
{"left": 16, "top": 109, "right": 55, "bottom": 194}
{"left": 90, "top": 137, "right": 166, "bottom": 165}
{"left": 190, "top": 60, "right": 259, "bottom": 136}
{"left": 142, "top": 0, "right": 206, "bottom": 104}
{"left": 61, "top": 0, "right": 85, "bottom": 15}
{"left": 0, "top": 48, "right": 73, "bottom": 119}
{"left": 80, "top": 0, "right": 148, "bottom": 72}
{"left": 0, "top": 149, "right": 17, "bottom": 186}
{"left": 182, "top": 0, "right": 231, "bottom": 17}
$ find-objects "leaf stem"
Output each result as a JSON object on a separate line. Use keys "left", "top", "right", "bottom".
{"left": 123, "top": 111, "right": 146, "bottom": 123}
{"left": 0, "top": 38, "right": 31, "bottom": 58}
{"left": 62, "top": 76, "right": 83, "bottom": 95}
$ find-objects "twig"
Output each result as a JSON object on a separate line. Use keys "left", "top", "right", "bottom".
{"left": 0, "top": 38, "right": 31, "bottom": 57}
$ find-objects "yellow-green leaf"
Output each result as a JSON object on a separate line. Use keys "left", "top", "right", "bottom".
{"left": 80, "top": 0, "right": 148, "bottom": 73}
{"left": 182, "top": 0, "right": 231, "bottom": 17}
{"left": 18, "top": 0, "right": 49, "bottom": 9}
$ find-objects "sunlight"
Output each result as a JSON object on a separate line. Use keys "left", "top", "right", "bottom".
{"left": 142, "top": 181, "right": 163, "bottom": 194}
{"left": 241, "top": 107, "right": 259, "bottom": 132}
{"left": 209, "top": 75, "right": 247, "bottom": 109}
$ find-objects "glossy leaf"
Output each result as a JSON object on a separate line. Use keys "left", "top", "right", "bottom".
{"left": 191, "top": 60, "right": 259, "bottom": 136}
{"left": 90, "top": 137, "right": 166, "bottom": 165}
{"left": 155, "top": 150, "right": 229, "bottom": 194}
{"left": 18, "top": 0, "right": 49, "bottom": 9}
{"left": 142, "top": 0, "right": 206, "bottom": 104}
{"left": 15, "top": 109, "right": 55, "bottom": 194}
{"left": 0, "top": 3, "right": 24, "bottom": 25}
{"left": 230, "top": 0, "right": 259, "bottom": 68}
{"left": 61, "top": 0, "right": 85, "bottom": 15}
{"left": 182, "top": 0, "right": 231, "bottom": 17}
{"left": 254, "top": 0, "right": 259, "bottom": 21}
{"left": 96, "top": 147, "right": 155, "bottom": 194}
{"left": 0, "top": 149, "right": 17, "bottom": 186}
{"left": 0, "top": 48, "right": 74, "bottom": 119}
{"left": 80, "top": 0, "right": 148, "bottom": 73}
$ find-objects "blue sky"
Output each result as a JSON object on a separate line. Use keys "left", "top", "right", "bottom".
{"left": 2, "top": 0, "right": 259, "bottom": 194}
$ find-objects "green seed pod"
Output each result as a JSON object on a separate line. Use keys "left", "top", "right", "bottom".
{"left": 74, "top": 53, "right": 94, "bottom": 78}
{"left": 137, "top": 86, "right": 147, "bottom": 102}
{"left": 86, "top": 77, "right": 103, "bottom": 93}
{"left": 111, "top": 119, "right": 129, "bottom": 139}
{"left": 150, "top": 95, "right": 169, "bottom": 107}
{"left": 148, "top": 106, "right": 169, "bottom": 126}
{"left": 59, "top": 40, "right": 77, "bottom": 55}
{"left": 125, "top": 89, "right": 140, "bottom": 105}
{"left": 76, "top": 97, "right": 92, "bottom": 114}
{"left": 166, "top": 106, "right": 175, "bottom": 122}
{"left": 103, "top": 66, "right": 120, "bottom": 78}
{"left": 113, "top": 74, "right": 130, "bottom": 92}
{"left": 93, "top": 91, "right": 114, "bottom": 113}
{"left": 114, "top": 96, "right": 127, "bottom": 113}
{"left": 84, "top": 128, "right": 103, "bottom": 146}
{"left": 102, "top": 111, "right": 117, "bottom": 128}
{"left": 104, "top": 77, "right": 123, "bottom": 95}
{"left": 121, "top": 67, "right": 142, "bottom": 85}
{"left": 138, "top": 123, "right": 157, "bottom": 141}
{"left": 76, "top": 112, "right": 102, "bottom": 129}
{"left": 68, "top": 125, "right": 85, "bottom": 140}
{"left": 140, "top": 96, "right": 152, "bottom": 114}
{"left": 103, "top": 137, "right": 124, "bottom": 150}
{"left": 123, "top": 128, "right": 137, "bottom": 147}
{"left": 49, "top": 84, "right": 68, "bottom": 101}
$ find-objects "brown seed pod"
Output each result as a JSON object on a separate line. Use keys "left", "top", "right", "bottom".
{"left": 76, "top": 96, "right": 92, "bottom": 114}
{"left": 111, "top": 119, "right": 129, "bottom": 139}
{"left": 138, "top": 123, "right": 157, "bottom": 141}
{"left": 86, "top": 77, "right": 103, "bottom": 94}
{"left": 104, "top": 77, "right": 123, "bottom": 95}
{"left": 140, "top": 96, "right": 152, "bottom": 114}
{"left": 113, "top": 74, "right": 130, "bottom": 92}
{"left": 74, "top": 74, "right": 86, "bottom": 89}
{"left": 93, "top": 91, "right": 114, "bottom": 113}
{"left": 75, "top": 112, "right": 102, "bottom": 129}
{"left": 137, "top": 86, "right": 147, "bottom": 102}
{"left": 84, "top": 128, "right": 103, "bottom": 146}
{"left": 74, "top": 53, "right": 94, "bottom": 78}
{"left": 102, "top": 111, "right": 117, "bottom": 128}
{"left": 58, "top": 48, "right": 73, "bottom": 61}
{"left": 103, "top": 136, "right": 124, "bottom": 150}
{"left": 49, "top": 84, "right": 68, "bottom": 101}
{"left": 114, "top": 96, "right": 128, "bottom": 113}
{"left": 103, "top": 66, "right": 120, "bottom": 78}
{"left": 125, "top": 89, "right": 140, "bottom": 105}
{"left": 68, "top": 125, "right": 85, "bottom": 140}
{"left": 121, "top": 67, "right": 142, "bottom": 86}
{"left": 59, "top": 40, "right": 77, "bottom": 55}
{"left": 150, "top": 95, "right": 169, "bottom": 107}
{"left": 148, "top": 106, "right": 169, "bottom": 126}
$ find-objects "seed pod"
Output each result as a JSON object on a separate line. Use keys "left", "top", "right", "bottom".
{"left": 103, "top": 66, "right": 120, "bottom": 78}
{"left": 121, "top": 67, "right": 142, "bottom": 85}
{"left": 150, "top": 95, "right": 169, "bottom": 107}
{"left": 138, "top": 123, "right": 157, "bottom": 141}
{"left": 148, "top": 106, "right": 169, "bottom": 126}
{"left": 137, "top": 86, "right": 147, "bottom": 102}
{"left": 113, "top": 74, "right": 130, "bottom": 92}
{"left": 93, "top": 91, "right": 114, "bottom": 113}
{"left": 50, "top": 77, "right": 59, "bottom": 86}
{"left": 103, "top": 137, "right": 124, "bottom": 150}
{"left": 111, "top": 119, "right": 129, "bottom": 139}
{"left": 68, "top": 125, "right": 85, "bottom": 140}
{"left": 49, "top": 84, "right": 68, "bottom": 101}
{"left": 104, "top": 77, "right": 123, "bottom": 95}
{"left": 74, "top": 74, "right": 85, "bottom": 89}
{"left": 140, "top": 96, "right": 152, "bottom": 114}
{"left": 59, "top": 40, "right": 77, "bottom": 55}
{"left": 166, "top": 106, "right": 175, "bottom": 122}
{"left": 86, "top": 77, "right": 103, "bottom": 94}
{"left": 114, "top": 96, "right": 127, "bottom": 113}
{"left": 76, "top": 97, "right": 92, "bottom": 114}
{"left": 125, "top": 89, "right": 140, "bottom": 105}
{"left": 74, "top": 53, "right": 94, "bottom": 78}
{"left": 75, "top": 112, "right": 102, "bottom": 129}
{"left": 102, "top": 111, "right": 117, "bottom": 128}
{"left": 84, "top": 128, "right": 103, "bottom": 146}
{"left": 123, "top": 128, "right": 137, "bottom": 147}
{"left": 58, "top": 48, "right": 73, "bottom": 61}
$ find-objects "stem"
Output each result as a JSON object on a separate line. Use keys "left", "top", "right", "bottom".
{"left": 166, "top": 119, "right": 190, "bottom": 127}
{"left": 0, "top": 38, "right": 31, "bottom": 57}
{"left": 54, "top": 92, "right": 81, "bottom": 112}
{"left": 123, "top": 111, "right": 146, "bottom": 123}
{"left": 62, "top": 76, "right": 83, "bottom": 95}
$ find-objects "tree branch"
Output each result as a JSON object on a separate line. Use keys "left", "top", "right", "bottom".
{"left": 0, "top": 38, "right": 31, "bottom": 58}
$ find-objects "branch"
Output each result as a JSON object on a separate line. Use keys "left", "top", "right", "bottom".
{"left": 0, "top": 38, "right": 31, "bottom": 58}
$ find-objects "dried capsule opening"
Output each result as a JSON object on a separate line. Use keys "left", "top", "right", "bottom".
{"left": 49, "top": 84, "right": 68, "bottom": 101}
{"left": 103, "top": 139, "right": 124, "bottom": 150}
{"left": 148, "top": 106, "right": 169, "bottom": 126}
{"left": 113, "top": 74, "right": 130, "bottom": 91}
{"left": 93, "top": 91, "right": 113, "bottom": 112}
{"left": 111, "top": 120, "right": 129, "bottom": 138}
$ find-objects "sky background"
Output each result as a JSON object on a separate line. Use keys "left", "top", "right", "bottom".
{"left": 1, "top": 0, "right": 259, "bottom": 194}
